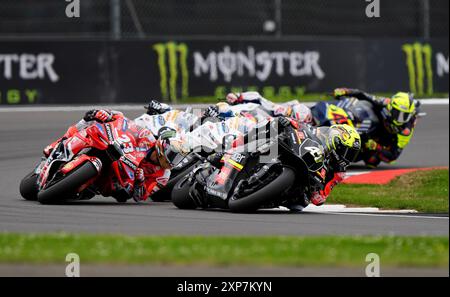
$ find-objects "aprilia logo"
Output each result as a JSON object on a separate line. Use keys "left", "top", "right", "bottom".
{"left": 65, "top": 0, "right": 80, "bottom": 18}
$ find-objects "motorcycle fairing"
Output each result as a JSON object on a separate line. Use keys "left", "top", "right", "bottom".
{"left": 206, "top": 152, "right": 248, "bottom": 201}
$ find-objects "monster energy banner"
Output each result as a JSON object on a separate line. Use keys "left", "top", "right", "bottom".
{"left": 0, "top": 39, "right": 448, "bottom": 105}
{"left": 366, "top": 39, "right": 449, "bottom": 97}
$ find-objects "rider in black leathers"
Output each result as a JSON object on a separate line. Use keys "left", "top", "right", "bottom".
{"left": 333, "top": 88, "right": 419, "bottom": 167}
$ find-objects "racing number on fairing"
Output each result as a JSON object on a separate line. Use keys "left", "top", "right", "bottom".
{"left": 300, "top": 139, "right": 324, "bottom": 172}
{"left": 117, "top": 135, "right": 134, "bottom": 154}
{"left": 304, "top": 146, "right": 323, "bottom": 163}
{"left": 328, "top": 105, "right": 351, "bottom": 125}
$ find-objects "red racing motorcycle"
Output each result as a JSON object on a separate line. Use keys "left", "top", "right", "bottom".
{"left": 19, "top": 117, "right": 151, "bottom": 204}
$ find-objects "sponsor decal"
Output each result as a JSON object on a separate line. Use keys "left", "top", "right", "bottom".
{"left": 206, "top": 187, "right": 228, "bottom": 200}
{"left": 0, "top": 53, "right": 59, "bottom": 82}
{"left": 120, "top": 156, "right": 138, "bottom": 171}
{"left": 231, "top": 153, "right": 245, "bottom": 163}
{"left": 153, "top": 41, "right": 325, "bottom": 101}
{"left": 215, "top": 166, "right": 231, "bottom": 185}
{"left": 122, "top": 119, "right": 128, "bottom": 132}
{"left": 0, "top": 53, "right": 59, "bottom": 104}
{"left": 153, "top": 42, "right": 189, "bottom": 101}
{"left": 226, "top": 159, "right": 244, "bottom": 171}
{"left": 193, "top": 46, "right": 325, "bottom": 82}
{"left": 436, "top": 52, "right": 449, "bottom": 78}
{"left": 138, "top": 128, "right": 151, "bottom": 139}
{"left": 402, "top": 43, "right": 434, "bottom": 96}
{"left": 290, "top": 132, "right": 298, "bottom": 144}
{"left": 157, "top": 115, "right": 166, "bottom": 126}
{"left": 104, "top": 124, "right": 114, "bottom": 143}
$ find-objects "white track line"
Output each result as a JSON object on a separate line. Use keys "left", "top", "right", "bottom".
{"left": 0, "top": 99, "right": 447, "bottom": 112}
{"left": 320, "top": 211, "right": 449, "bottom": 220}
{"left": 302, "top": 204, "right": 418, "bottom": 214}
{"left": 419, "top": 98, "right": 449, "bottom": 105}
{"left": 275, "top": 205, "right": 448, "bottom": 219}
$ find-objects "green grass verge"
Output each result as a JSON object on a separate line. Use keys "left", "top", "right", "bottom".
{"left": 180, "top": 93, "right": 449, "bottom": 104}
{"left": 330, "top": 169, "right": 449, "bottom": 213}
{"left": 0, "top": 233, "right": 447, "bottom": 267}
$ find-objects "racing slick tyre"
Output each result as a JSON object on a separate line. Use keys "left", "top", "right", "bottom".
{"left": 171, "top": 176, "right": 197, "bottom": 209}
{"left": 228, "top": 167, "right": 295, "bottom": 213}
{"left": 37, "top": 162, "right": 98, "bottom": 205}
{"left": 19, "top": 171, "right": 39, "bottom": 201}
{"left": 151, "top": 161, "right": 199, "bottom": 202}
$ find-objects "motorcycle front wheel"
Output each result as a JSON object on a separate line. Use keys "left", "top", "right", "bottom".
{"left": 37, "top": 161, "right": 98, "bottom": 204}
{"left": 151, "top": 160, "right": 200, "bottom": 202}
{"left": 228, "top": 167, "right": 295, "bottom": 213}
{"left": 19, "top": 171, "right": 39, "bottom": 201}
{"left": 171, "top": 176, "right": 197, "bottom": 209}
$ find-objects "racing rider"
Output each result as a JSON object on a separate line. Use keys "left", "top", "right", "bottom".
{"left": 333, "top": 88, "right": 418, "bottom": 167}
{"left": 43, "top": 109, "right": 180, "bottom": 202}
{"left": 224, "top": 91, "right": 313, "bottom": 123}
{"left": 307, "top": 123, "right": 361, "bottom": 206}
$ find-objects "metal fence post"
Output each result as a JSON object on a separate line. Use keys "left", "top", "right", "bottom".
{"left": 275, "top": 0, "right": 282, "bottom": 38}
{"left": 111, "top": 0, "right": 121, "bottom": 40}
{"left": 422, "top": 0, "right": 430, "bottom": 40}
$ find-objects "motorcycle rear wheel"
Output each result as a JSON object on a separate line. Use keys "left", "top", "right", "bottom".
{"left": 37, "top": 162, "right": 98, "bottom": 204}
{"left": 228, "top": 167, "right": 295, "bottom": 213}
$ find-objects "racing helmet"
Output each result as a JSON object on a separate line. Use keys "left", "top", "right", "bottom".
{"left": 216, "top": 102, "right": 235, "bottom": 118}
{"left": 154, "top": 127, "right": 180, "bottom": 169}
{"left": 386, "top": 92, "right": 416, "bottom": 126}
{"left": 327, "top": 124, "right": 361, "bottom": 167}
{"left": 290, "top": 104, "right": 312, "bottom": 123}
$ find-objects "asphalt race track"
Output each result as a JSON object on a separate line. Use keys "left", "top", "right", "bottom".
{"left": 0, "top": 104, "right": 448, "bottom": 236}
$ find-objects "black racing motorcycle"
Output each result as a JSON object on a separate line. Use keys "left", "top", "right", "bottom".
{"left": 172, "top": 120, "right": 328, "bottom": 212}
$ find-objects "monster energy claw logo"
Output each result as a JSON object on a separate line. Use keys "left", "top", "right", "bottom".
{"left": 153, "top": 42, "right": 189, "bottom": 102}
{"left": 402, "top": 42, "right": 433, "bottom": 96}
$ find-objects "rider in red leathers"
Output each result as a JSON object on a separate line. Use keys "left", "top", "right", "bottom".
{"left": 43, "top": 109, "right": 179, "bottom": 202}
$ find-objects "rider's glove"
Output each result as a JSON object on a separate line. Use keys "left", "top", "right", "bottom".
{"left": 365, "top": 139, "right": 381, "bottom": 151}
{"left": 278, "top": 116, "right": 292, "bottom": 128}
{"left": 84, "top": 109, "right": 113, "bottom": 123}
{"left": 202, "top": 105, "right": 220, "bottom": 120}
{"left": 226, "top": 93, "right": 243, "bottom": 105}
{"left": 333, "top": 88, "right": 350, "bottom": 98}
{"left": 310, "top": 191, "right": 327, "bottom": 206}
{"left": 146, "top": 99, "right": 171, "bottom": 115}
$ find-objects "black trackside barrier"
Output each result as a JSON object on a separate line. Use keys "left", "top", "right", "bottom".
{"left": 0, "top": 39, "right": 447, "bottom": 105}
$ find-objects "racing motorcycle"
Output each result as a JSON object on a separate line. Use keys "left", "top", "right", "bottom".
{"left": 172, "top": 119, "right": 327, "bottom": 213}
{"left": 311, "top": 96, "right": 423, "bottom": 162}
{"left": 150, "top": 107, "right": 272, "bottom": 202}
{"left": 19, "top": 117, "right": 149, "bottom": 204}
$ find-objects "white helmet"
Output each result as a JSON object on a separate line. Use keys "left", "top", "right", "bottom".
{"left": 290, "top": 104, "right": 312, "bottom": 123}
